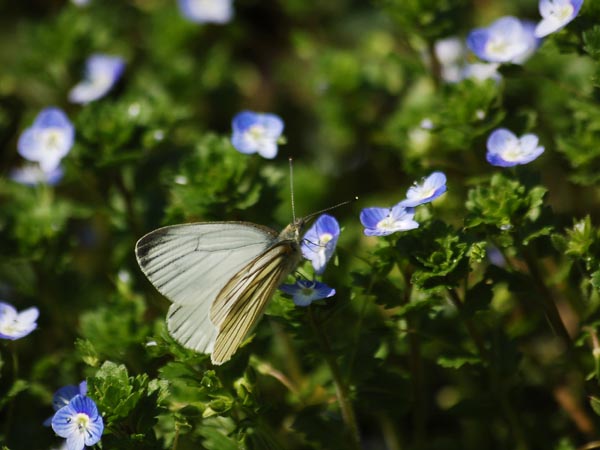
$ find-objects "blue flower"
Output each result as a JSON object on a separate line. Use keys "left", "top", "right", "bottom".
{"left": 467, "top": 16, "right": 539, "bottom": 64}
{"left": 69, "top": 54, "right": 125, "bottom": 104}
{"left": 178, "top": 0, "right": 234, "bottom": 24}
{"left": 535, "top": 0, "right": 583, "bottom": 38}
{"left": 10, "top": 163, "right": 63, "bottom": 186}
{"left": 18, "top": 107, "right": 74, "bottom": 173}
{"left": 279, "top": 279, "right": 336, "bottom": 307}
{"left": 486, "top": 128, "right": 544, "bottom": 167}
{"left": 231, "top": 110, "right": 284, "bottom": 159}
{"left": 44, "top": 382, "right": 87, "bottom": 427}
{"left": 0, "top": 302, "right": 39, "bottom": 340}
{"left": 301, "top": 214, "right": 340, "bottom": 275}
{"left": 360, "top": 205, "right": 419, "bottom": 237}
{"left": 52, "top": 395, "right": 103, "bottom": 450}
{"left": 399, "top": 172, "right": 447, "bottom": 208}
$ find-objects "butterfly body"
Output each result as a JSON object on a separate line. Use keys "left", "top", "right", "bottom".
{"left": 135, "top": 220, "right": 305, "bottom": 365}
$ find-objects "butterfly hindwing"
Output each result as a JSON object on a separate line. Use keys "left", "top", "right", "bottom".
{"left": 135, "top": 222, "right": 278, "bottom": 353}
{"left": 210, "top": 240, "right": 302, "bottom": 364}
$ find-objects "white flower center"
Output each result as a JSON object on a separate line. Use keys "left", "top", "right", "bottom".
{"left": 486, "top": 37, "right": 511, "bottom": 59}
{"left": 247, "top": 124, "right": 268, "bottom": 145}
{"left": 500, "top": 141, "right": 523, "bottom": 162}
{"left": 376, "top": 215, "right": 398, "bottom": 231}
{"left": 41, "top": 128, "right": 66, "bottom": 151}
{"left": 74, "top": 413, "right": 91, "bottom": 433}
{"left": 319, "top": 233, "right": 333, "bottom": 245}
{"left": 548, "top": 2, "right": 574, "bottom": 21}
{"left": 301, "top": 287, "right": 314, "bottom": 296}
{"left": 90, "top": 72, "right": 113, "bottom": 90}
{"left": 0, "top": 320, "right": 19, "bottom": 336}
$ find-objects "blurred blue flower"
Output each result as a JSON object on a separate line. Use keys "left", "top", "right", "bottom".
{"left": 535, "top": 0, "right": 583, "bottom": 38}
{"left": 434, "top": 37, "right": 501, "bottom": 83}
{"left": 467, "top": 16, "right": 539, "bottom": 64}
{"left": 399, "top": 172, "right": 447, "bottom": 208}
{"left": 69, "top": 54, "right": 125, "bottom": 104}
{"left": 18, "top": 107, "right": 74, "bottom": 173}
{"left": 178, "top": 0, "right": 234, "bottom": 24}
{"left": 360, "top": 205, "right": 419, "bottom": 237}
{"left": 10, "top": 164, "right": 63, "bottom": 186}
{"left": 0, "top": 302, "right": 39, "bottom": 340}
{"left": 486, "top": 128, "right": 544, "bottom": 167}
{"left": 52, "top": 395, "right": 103, "bottom": 450}
{"left": 44, "top": 382, "right": 87, "bottom": 427}
{"left": 301, "top": 214, "right": 340, "bottom": 275}
{"left": 279, "top": 279, "right": 336, "bottom": 307}
{"left": 460, "top": 62, "right": 501, "bottom": 82}
{"left": 231, "top": 110, "right": 284, "bottom": 159}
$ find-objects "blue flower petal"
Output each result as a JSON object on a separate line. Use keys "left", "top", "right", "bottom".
{"left": 10, "top": 164, "right": 63, "bottom": 186}
{"left": 178, "top": 0, "right": 234, "bottom": 24}
{"left": 69, "top": 54, "right": 125, "bottom": 104}
{"left": 52, "top": 385, "right": 81, "bottom": 411}
{"left": 535, "top": 0, "right": 584, "bottom": 37}
{"left": 359, "top": 207, "right": 388, "bottom": 229}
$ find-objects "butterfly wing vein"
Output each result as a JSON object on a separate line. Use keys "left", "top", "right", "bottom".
{"left": 210, "top": 243, "right": 300, "bottom": 364}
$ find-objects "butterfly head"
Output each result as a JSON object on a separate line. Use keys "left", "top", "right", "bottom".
{"left": 279, "top": 218, "right": 306, "bottom": 243}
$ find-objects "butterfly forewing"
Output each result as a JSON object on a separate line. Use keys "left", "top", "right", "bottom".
{"left": 135, "top": 222, "right": 278, "bottom": 354}
{"left": 210, "top": 240, "right": 302, "bottom": 365}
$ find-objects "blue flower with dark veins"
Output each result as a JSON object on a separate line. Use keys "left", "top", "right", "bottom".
{"left": 301, "top": 214, "right": 340, "bottom": 275}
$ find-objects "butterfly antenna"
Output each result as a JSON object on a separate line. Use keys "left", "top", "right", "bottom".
{"left": 289, "top": 157, "right": 297, "bottom": 223}
{"left": 305, "top": 196, "right": 359, "bottom": 222}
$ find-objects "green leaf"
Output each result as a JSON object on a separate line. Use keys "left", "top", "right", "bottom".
{"left": 590, "top": 396, "right": 600, "bottom": 416}
{"left": 0, "top": 379, "right": 28, "bottom": 409}
{"left": 437, "top": 355, "right": 481, "bottom": 369}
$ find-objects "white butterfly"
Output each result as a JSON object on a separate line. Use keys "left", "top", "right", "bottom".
{"left": 135, "top": 219, "right": 305, "bottom": 365}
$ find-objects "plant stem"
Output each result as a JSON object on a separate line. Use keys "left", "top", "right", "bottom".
{"left": 308, "top": 307, "right": 361, "bottom": 450}
{"left": 446, "top": 288, "right": 488, "bottom": 359}
{"left": 172, "top": 423, "right": 180, "bottom": 450}
{"left": 447, "top": 288, "right": 529, "bottom": 450}
{"left": 3, "top": 344, "right": 19, "bottom": 439}
{"left": 520, "top": 246, "right": 572, "bottom": 348}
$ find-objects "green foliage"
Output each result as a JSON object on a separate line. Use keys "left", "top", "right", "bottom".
{"left": 2, "top": 1, "right": 600, "bottom": 450}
